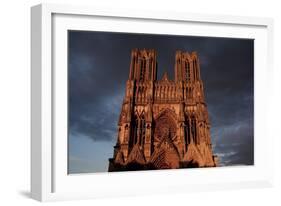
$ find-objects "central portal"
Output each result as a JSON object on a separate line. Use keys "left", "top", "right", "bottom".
{"left": 154, "top": 109, "right": 177, "bottom": 143}
{"left": 150, "top": 109, "right": 180, "bottom": 169}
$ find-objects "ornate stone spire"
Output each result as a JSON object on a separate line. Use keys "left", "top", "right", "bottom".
{"left": 161, "top": 71, "right": 169, "bottom": 81}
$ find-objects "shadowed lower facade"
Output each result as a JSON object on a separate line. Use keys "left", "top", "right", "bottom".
{"left": 108, "top": 49, "right": 218, "bottom": 172}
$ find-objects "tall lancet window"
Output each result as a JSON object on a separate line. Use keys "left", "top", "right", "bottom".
{"left": 139, "top": 58, "right": 146, "bottom": 81}
{"left": 185, "top": 61, "right": 190, "bottom": 81}
{"left": 139, "top": 113, "right": 146, "bottom": 146}
{"left": 130, "top": 113, "right": 146, "bottom": 147}
{"left": 193, "top": 59, "right": 197, "bottom": 80}
{"left": 148, "top": 58, "right": 152, "bottom": 80}
{"left": 191, "top": 116, "right": 197, "bottom": 144}
{"left": 130, "top": 114, "right": 139, "bottom": 147}
{"left": 184, "top": 120, "right": 191, "bottom": 149}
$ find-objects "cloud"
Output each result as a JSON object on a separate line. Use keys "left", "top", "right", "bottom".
{"left": 212, "top": 119, "right": 254, "bottom": 166}
{"left": 68, "top": 30, "right": 254, "bottom": 166}
{"left": 69, "top": 90, "right": 124, "bottom": 141}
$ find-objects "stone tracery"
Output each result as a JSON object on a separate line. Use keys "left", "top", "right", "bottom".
{"left": 108, "top": 49, "right": 218, "bottom": 172}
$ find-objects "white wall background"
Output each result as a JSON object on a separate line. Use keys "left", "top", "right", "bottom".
{"left": 0, "top": 0, "right": 280, "bottom": 205}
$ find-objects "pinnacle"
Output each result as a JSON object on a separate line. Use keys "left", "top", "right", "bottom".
{"left": 161, "top": 72, "right": 169, "bottom": 81}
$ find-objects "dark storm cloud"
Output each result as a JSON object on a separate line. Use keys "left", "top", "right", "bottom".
{"left": 68, "top": 30, "right": 254, "bottom": 165}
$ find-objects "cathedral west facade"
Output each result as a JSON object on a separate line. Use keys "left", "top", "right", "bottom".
{"left": 108, "top": 49, "right": 218, "bottom": 171}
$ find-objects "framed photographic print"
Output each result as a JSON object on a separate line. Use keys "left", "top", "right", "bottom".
{"left": 31, "top": 3, "right": 274, "bottom": 201}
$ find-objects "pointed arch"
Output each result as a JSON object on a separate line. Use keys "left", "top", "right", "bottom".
{"left": 114, "top": 150, "right": 125, "bottom": 165}
{"left": 130, "top": 110, "right": 146, "bottom": 148}
{"left": 150, "top": 138, "right": 180, "bottom": 169}
{"left": 126, "top": 144, "right": 146, "bottom": 165}
{"left": 154, "top": 107, "right": 177, "bottom": 122}
{"left": 182, "top": 143, "right": 204, "bottom": 167}
{"left": 154, "top": 108, "right": 177, "bottom": 142}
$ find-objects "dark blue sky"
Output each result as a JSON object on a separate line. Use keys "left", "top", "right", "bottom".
{"left": 68, "top": 30, "right": 254, "bottom": 173}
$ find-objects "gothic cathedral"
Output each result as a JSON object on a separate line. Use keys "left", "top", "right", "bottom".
{"left": 108, "top": 49, "right": 218, "bottom": 171}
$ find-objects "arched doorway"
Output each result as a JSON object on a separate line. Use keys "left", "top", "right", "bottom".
{"left": 154, "top": 109, "right": 177, "bottom": 143}
{"left": 151, "top": 109, "right": 180, "bottom": 169}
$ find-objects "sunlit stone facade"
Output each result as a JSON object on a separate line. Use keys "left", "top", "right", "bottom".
{"left": 108, "top": 49, "right": 218, "bottom": 171}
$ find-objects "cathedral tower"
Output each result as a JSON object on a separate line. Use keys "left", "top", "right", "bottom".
{"left": 108, "top": 49, "right": 218, "bottom": 171}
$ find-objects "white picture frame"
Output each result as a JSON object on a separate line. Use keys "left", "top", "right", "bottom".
{"left": 31, "top": 3, "right": 274, "bottom": 202}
